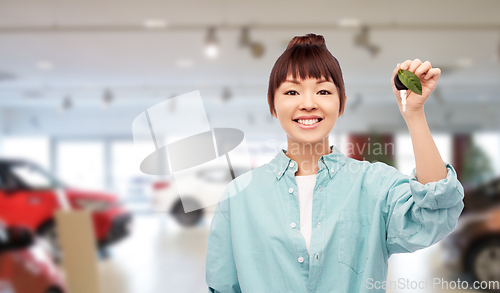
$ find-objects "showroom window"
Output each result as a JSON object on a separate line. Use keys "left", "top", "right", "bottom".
{"left": 0, "top": 136, "right": 50, "bottom": 169}
{"left": 57, "top": 141, "right": 104, "bottom": 190}
{"left": 396, "top": 133, "right": 452, "bottom": 176}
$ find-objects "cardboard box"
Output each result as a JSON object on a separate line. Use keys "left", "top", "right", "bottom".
{"left": 55, "top": 210, "right": 101, "bottom": 293}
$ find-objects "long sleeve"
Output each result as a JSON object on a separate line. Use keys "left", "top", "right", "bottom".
{"left": 380, "top": 162, "right": 465, "bottom": 258}
{"left": 206, "top": 196, "right": 241, "bottom": 293}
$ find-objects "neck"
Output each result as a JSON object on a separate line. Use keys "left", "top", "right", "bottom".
{"left": 285, "top": 138, "right": 331, "bottom": 176}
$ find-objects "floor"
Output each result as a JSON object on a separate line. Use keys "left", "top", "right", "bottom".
{"left": 95, "top": 213, "right": 482, "bottom": 293}
{"left": 98, "top": 213, "right": 209, "bottom": 293}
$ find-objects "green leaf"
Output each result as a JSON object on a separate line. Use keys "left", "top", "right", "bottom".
{"left": 397, "top": 69, "right": 422, "bottom": 95}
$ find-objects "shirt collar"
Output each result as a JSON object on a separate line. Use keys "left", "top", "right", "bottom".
{"left": 269, "top": 144, "right": 347, "bottom": 180}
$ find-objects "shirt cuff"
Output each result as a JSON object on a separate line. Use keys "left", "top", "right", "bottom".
{"left": 408, "top": 162, "right": 465, "bottom": 210}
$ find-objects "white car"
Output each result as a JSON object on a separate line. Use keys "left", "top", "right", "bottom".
{"left": 151, "top": 163, "right": 250, "bottom": 226}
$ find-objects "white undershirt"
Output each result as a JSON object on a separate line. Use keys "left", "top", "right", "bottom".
{"left": 294, "top": 174, "right": 317, "bottom": 256}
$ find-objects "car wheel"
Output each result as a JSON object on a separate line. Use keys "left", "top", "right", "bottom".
{"left": 37, "top": 222, "right": 63, "bottom": 264}
{"left": 97, "top": 246, "right": 111, "bottom": 260}
{"left": 467, "top": 237, "right": 500, "bottom": 289}
{"left": 171, "top": 198, "right": 203, "bottom": 227}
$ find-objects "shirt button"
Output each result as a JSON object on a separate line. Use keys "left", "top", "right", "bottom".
{"left": 330, "top": 168, "right": 334, "bottom": 173}
{"left": 289, "top": 162, "right": 294, "bottom": 168}
{"left": 317, "top": 222, "right": 321, "bottom": 228}
{"left": 289, "top": 187, "right": 293, "bottom": 193}
{"left": 290, "top": 222, "right": 296, "bottom": 228}
{"left": 298, "top": 257, "right": 304, "bottom": 263}
{"left": 278, "top": 171, "right": 282, "bottom": 176}
{"left": 315, "top": 253, "right": 319, "bottom": 260}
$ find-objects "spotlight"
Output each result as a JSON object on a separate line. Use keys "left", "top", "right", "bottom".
{"left": 102, "top": 89, "right": 113, "bottom": 107}
{"left": 250, "top": 42, "right": 265, "bottom": 58}
{"left": 239, "top": 26, "right": 251, "bottom": 47}
{"left": 354, "top": 26, "right": 380, "bottom": 59}
{"left": 60, "top": 95, "right": 72, "bottom": 113}
{"left": 222, "top": 87, "right": 232, "bottom": 103}
{"left": 205, "top": 26, "right": 219, "bottom": 59}
{"left": 354, "top": 26, "right": 370, "bottom": 47}
{"left": 367, "top": 44, "right": 380, "bottom": 58}
{"left": 239, "top": 26, "right": 265, "bottom": 58}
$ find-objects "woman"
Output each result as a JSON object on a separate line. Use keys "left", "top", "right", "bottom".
{"left": 205, "top": 33, "right": 464, "bottom": 293}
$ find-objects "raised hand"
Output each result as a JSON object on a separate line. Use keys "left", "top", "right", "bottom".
{"left": 391, "top": 59, "right": 441, "bottom": 117}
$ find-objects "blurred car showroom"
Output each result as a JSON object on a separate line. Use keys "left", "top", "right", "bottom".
{"left": 1, "top": 0, "right": 500, "bottom": 292}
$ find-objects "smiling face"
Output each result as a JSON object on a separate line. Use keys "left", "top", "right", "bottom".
{"left": 272, "top": 74, "right": 344, "bottom": 146}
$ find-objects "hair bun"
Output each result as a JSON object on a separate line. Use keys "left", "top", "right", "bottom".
{"left": 286, "top": 33, "right": 326, "bottom": 49}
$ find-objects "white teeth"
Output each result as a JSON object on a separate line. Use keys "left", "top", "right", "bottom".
{"left": 297, "top": 119, "right": 319, "bottom": 125}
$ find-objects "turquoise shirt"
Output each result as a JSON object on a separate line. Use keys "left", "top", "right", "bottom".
{"left": 206, "top": 144, "right": 465, "bottom": 293}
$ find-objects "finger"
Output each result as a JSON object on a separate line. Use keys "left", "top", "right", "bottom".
{"left": 392, "top": 63, "right": 400, "bottom": 76}
{"left": 408, "top": 58, "right": 422, "bottom": 73}
{"left": 400, "top": 59, "right": 412, "bottom": 70}
{"left": 424, "top": 67, "right": 441, "bottom": 80}
{"left": 391, "top": 63, "right": 400, "bottom": 85}
{"left": 415, "top": 61, "right": 432, "bottom": 77}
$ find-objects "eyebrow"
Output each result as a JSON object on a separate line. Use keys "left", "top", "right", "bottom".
{"left": 283, "top": 79, "right": 331, "bottom": 85}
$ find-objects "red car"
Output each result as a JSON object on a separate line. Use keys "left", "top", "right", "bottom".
{"left": 0, "top": 158, "right": 132, "bottom": 262}
{"left": 0, "top": 220, "right": 66, "bottom": 293}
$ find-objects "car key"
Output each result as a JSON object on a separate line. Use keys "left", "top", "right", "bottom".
{"left": 394, "top": 70, "right": 409, "bottom": 112}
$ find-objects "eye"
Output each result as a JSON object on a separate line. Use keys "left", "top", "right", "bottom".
{"left": 284, "top": 90, "right": 298, "bottom": 96}
{"left": 318, "top": 90, "right": 331, "bottom": 95}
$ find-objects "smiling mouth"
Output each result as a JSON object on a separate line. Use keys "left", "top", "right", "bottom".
{"left": 293, "top": 118, "right": 323, "bottom": 125}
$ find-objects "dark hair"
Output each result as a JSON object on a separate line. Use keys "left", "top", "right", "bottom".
{"left": 267, "top": 33, "right": 346, "bottom": 117}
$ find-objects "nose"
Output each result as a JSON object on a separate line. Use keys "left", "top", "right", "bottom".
{"left": 299, "top": 93, "right": 318, "bottom": 111}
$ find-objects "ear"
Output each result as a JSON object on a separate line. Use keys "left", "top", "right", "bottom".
{"left": 338, "top": 95, "right": 347, "bottom": 117}
{"left": 272, "top": 108, "right": 277, "bottom": 119}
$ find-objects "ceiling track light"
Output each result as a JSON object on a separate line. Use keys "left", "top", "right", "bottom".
{"left": 239, "top": 26, "right": 265, "bottom": 58}
{"left": 354, "top": 26, "right": 369, "bottom": 46}
{"left": 239, "top": 26, "right": 251, "bottom": 47}
{"left": 250, "top": 42, "right": 265, "bottom": 58}
{"left": 367, "top": 44, "right": 380, "bottom": 58}
{"left": 205, "top": 26, "right": 219, "bottom": 59}
{"left": 354, "top": 25, "right": 380, "bottom": 59}
{"left": 60, "top": 95, "right": 72, "bottom": 113}
{"left": 102, "top": 88, "right": 114, "bottom": 107}
{"left": 222, "top": 87, "right": 232, "bottom": 103}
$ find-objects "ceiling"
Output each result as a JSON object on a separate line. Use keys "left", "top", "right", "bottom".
{"left": 0, "top": 0, "right": 499, "bottom": 135}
